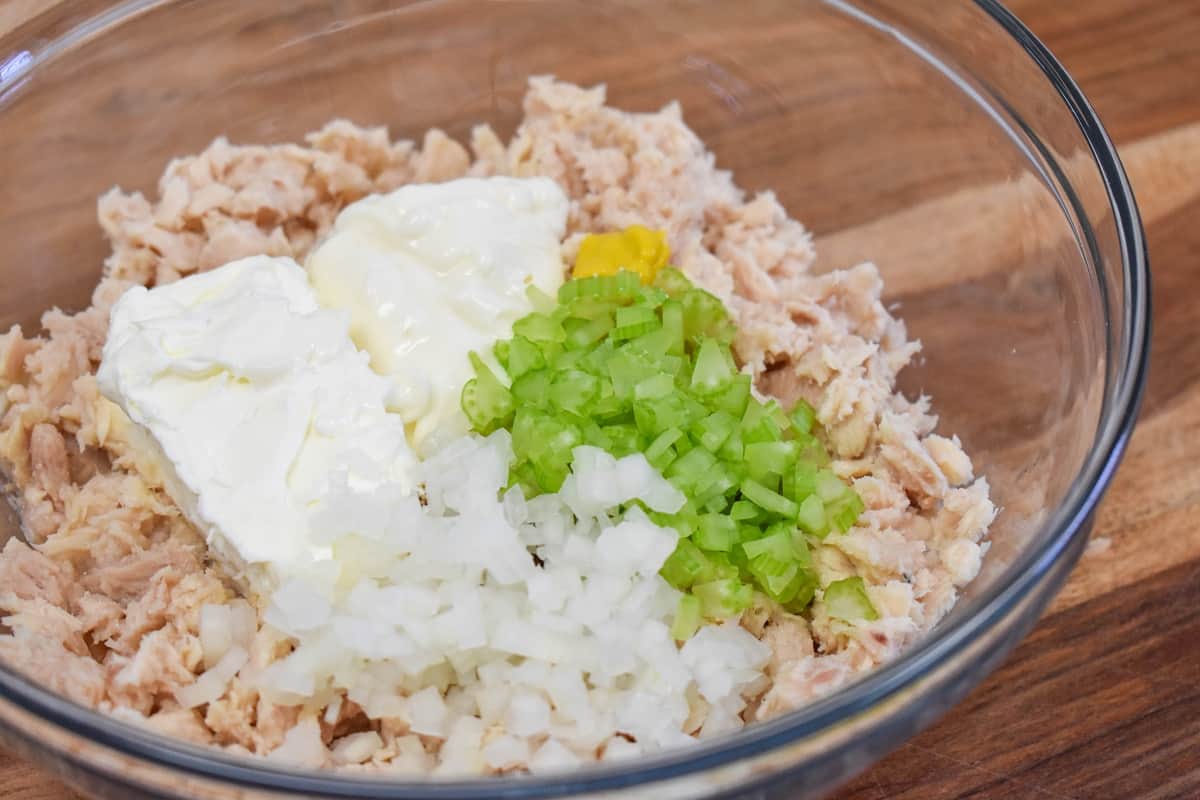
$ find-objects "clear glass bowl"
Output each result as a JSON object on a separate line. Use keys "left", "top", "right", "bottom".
{"left": 0, "top": 1, "right": 1149, "bottom": 798}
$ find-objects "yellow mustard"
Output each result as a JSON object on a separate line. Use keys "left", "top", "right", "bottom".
{"left": 573, "top": 225, "right": 670, "bottom": 284}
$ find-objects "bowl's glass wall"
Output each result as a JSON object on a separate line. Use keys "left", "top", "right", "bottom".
{"left": 0, "top": 1, "right": 1135, "bottom": 799}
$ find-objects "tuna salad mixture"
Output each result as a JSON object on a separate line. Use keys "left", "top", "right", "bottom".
{"left": 0, "top": 78, "right": 994, "bottom": 774}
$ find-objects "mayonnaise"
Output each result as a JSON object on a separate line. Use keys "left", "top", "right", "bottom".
{"left": 306, "top": 176, "right": 568, "bottom": 455}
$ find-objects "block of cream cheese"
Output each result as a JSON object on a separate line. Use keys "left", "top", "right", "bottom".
{"left": 306, "top": 176, "right": 568, "bottom": 456}
{"left": 97, "top": 255, "right": 417, "bottom": 596}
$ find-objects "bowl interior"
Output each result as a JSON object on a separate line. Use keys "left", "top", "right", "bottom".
{"left": 0, "top": 0, "right": 1131, "bottom": 796}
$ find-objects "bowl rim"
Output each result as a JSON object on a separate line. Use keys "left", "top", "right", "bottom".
{"left": 0, "top": 0, "right": 1150, "bottom": 796}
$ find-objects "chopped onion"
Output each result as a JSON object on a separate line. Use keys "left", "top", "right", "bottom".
{"left": 175, "top": 645, "right": 248, "bottom": 709}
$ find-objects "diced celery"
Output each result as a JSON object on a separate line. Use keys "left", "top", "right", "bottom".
{"left": 635, "top": 373, "right": 676, "bottom": 400}
{"left": 693, "top": 578, "right": 753, "bottom": 618}
{"left": 563, "top": 314, "right": 615, "bottom": 350}
{"left": 823, "top": 576, "right": 879, "bottom": 621}
{"left": 718, "top": 428, "right": 744, "bottom": 462}
{"left": 505, "top": 335, "right": 545, "bottom": 378}
{"left": 741, "top": 478, "right": 799, "bottom": 518}
{"left": 652, "top": 267, "right": 693, "bottom": 296}
{"left": 741, "top": 400, "right": 783, "bottom": 444}
{"left": 671, "top": 594, "right": 702, "bottom": 641}
{"left": 612, "top": 305, "right": 659, "bottom": 341}
{"left": 816, "top": 469, "right": 848, "bottom": 502}
{"left": 793, "top": 460, "right": 819, "bottom": 500}
{"left": 690, "top": 337, "right": 733, "bottom": 395}
{"left": 789, "top": 398, "right": 816, "bottom": 434}
{"left": 827, "top": 490, "right": 865, "bottom": 533}
{"left": 745, "top": 440, "right": 799, "bottom": 478}
{"left": 513, "top": 312, "right": 565, "bottom": 343}
{"left": 660, "top": 540, "right": 711, "bottom": 589}
{"left": 645, "top": 428, "right": 684, "bottom": 469}
{"left": 666, "top": 446, "right": 719, "bottom": 493}
{"left": 712, "top": 374, "right": 752, "bottom": 418}
{"left": 796, "top": 494, "right": 828, "bottom": 537}
{"left": 526, "top": 284, "right": 557, "bottom": 314}
{"left": 549, "top": 370, "right": 600, "bottom": 415}
{"left": 695, "top": 514, "right": 738, "bottom": 552}
{"left": 729, "top": 500, "right": 767, "bottom": 524}
{"left": 693, "top": 410, "right": 737, "bottom": 452}
{"left": 660, "top": 299, "right": 685, "bottom": 356}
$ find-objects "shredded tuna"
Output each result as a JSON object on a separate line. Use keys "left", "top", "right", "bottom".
{"left": 0, "top": 77, "right": 993, "bottom": 771}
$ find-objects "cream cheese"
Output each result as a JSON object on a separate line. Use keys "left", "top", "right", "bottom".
{"left": 97, "top": 255, "right": 417, "bottom": 595}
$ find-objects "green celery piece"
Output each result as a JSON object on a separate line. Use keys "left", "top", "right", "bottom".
{"left": 745, "top": 440, "right": 800, "bottom": 477}
{"left": 729, "top": 500, "right": 767, "bottom": 524}
{"left": 695, "top": 513, "right": 738, "bottom": 552}
{"left": 694, "top": 469, "right": 738, "bottom": 510}
{"left": 461, "top": 377, "right": 512, "bottom": 434}
{"left": 612, "top": 305, "right": 659, "bottom": 341}
{"left": 506, "top": 335, "right": 546, "bottom": 379}
{"left": 660, "top": 540, "right": 711, "bottom": 589}
{"left": 823, "top": 576, "right": 879, "bottom": 621}
{"left": 514, "top": 409, "right": 581, "bottom": 493}
{"left": 740, "top": 529, "right": 794, "bottom": 564}
{"left": 493, "top": 338, "right": 511, "bottom": 368}
{"left": 563, "top": 314, "right": 615, "bottom": 350}
{"left": 645, "top": 428, "right": 684, "bottom": 470}
{"left": 602, "top": 424, "right": 641, "bottom": 457}
{"left": 827, "top": 490, "right": 865, "bottom": 533}
{"left": 789, "top": 527, "right": 814, "bottom": 567}
{"left": 526, "top": 284, "right": 557, "bottom": 314}
{"left": 741, "top": 400, "right": 783, "bottom": 444}
{"left": 659, "top": 299, "right": 685, "bottom": 356}
{"left": 692, "top": 410, "right": 737, "bottom": 453}
{"left": 816, "top": 468, "right": 848, "bottom": 502}
{"left": 741, "top": 478, "right": 799, "bottom": 518}
{"left": 559, "top": 274, "right": 616, "bottom": 304}
{"left": 758, "top": 563, "right": 803, "bottom": 604}
{"left": 635, "top": 373, "right": 676, "bottom": 400}
{"left": 627, "top": 327, "right": 676, "bottom": 361}
{"left": 566, "top": 295, "right": 622, "bottom": 321}
{"left": 549, "top": 370, "right": 600, "bottom": 416}
{"left": 712, "top": 374, "right": 752, "bottom": 418}
{"left": 652, "top": 267, "right": 693, "bottom": 296}
{"left": 690, "top": 338, "right": 733, "bottom": 395}
{"left": 793, "top": 460, "right": 819, "bottom": 500}
{"left": 513, "top": 312, "right": 565, "bottom": 344}
{"left": 607, "top": 349, "right": 658, "bottom": 400}
{"left": 718, "top": 428, "right": 744, "bottom": 462}
{"left": 612, "top": 269, "right": 642, "bottom": 300}
{"left": 680, "top": 288, "right": 733, "bottom": 344}
{"left": 461, "top": 352, "right": 514, "bottom": 434}
{"left": 783, "top": 571, "right": 819, "bottom": 614}
{"left": 706, "top": 551, "right": 741, "bottom": 581}
{"left": 692, "top": 578, "right": 754, "bottom": 618}
{"left": 666, "top": 446, "right": 719, "bottom": 493}
{"left": 789, "top": 398, "right": 817, "bottom": 434}
{"left": 581, "top": 419, "right": 612, "bottom": 450}
{"left": 671, "top": 594, "right": 703, "bottom": 641}
{"left": 633, "top": 286, "right": 669, "bottom": 309}
{"left": 796, "top": 494, "right": 828, "bottom": 537}
{"left": 634, "top": 394, "right": 694, "bottom": 438}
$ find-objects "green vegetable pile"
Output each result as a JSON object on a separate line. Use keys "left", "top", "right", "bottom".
{"left": 462, "top": 268, "right": 868, "bottom": 637}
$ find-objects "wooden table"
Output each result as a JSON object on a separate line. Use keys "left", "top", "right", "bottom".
{"left": 1, "top": 0, "right": 1197, "bottom": 797}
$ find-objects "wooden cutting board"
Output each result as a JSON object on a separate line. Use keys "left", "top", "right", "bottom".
{"left": 0, "top": 0, "right": 1197, "bottom": 797}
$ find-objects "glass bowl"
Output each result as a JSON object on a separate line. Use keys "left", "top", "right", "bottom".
{"left": 0, "top": 1, "right": 1148, "bottom": 798}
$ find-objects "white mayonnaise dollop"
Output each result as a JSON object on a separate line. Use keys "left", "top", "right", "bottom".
{"left": 306, "top": 176, "right": 568, "bottom": 455}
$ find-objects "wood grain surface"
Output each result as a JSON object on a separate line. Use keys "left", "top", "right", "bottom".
{"left": 0, "top": 0, "right": 1196, "bottom": 798}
